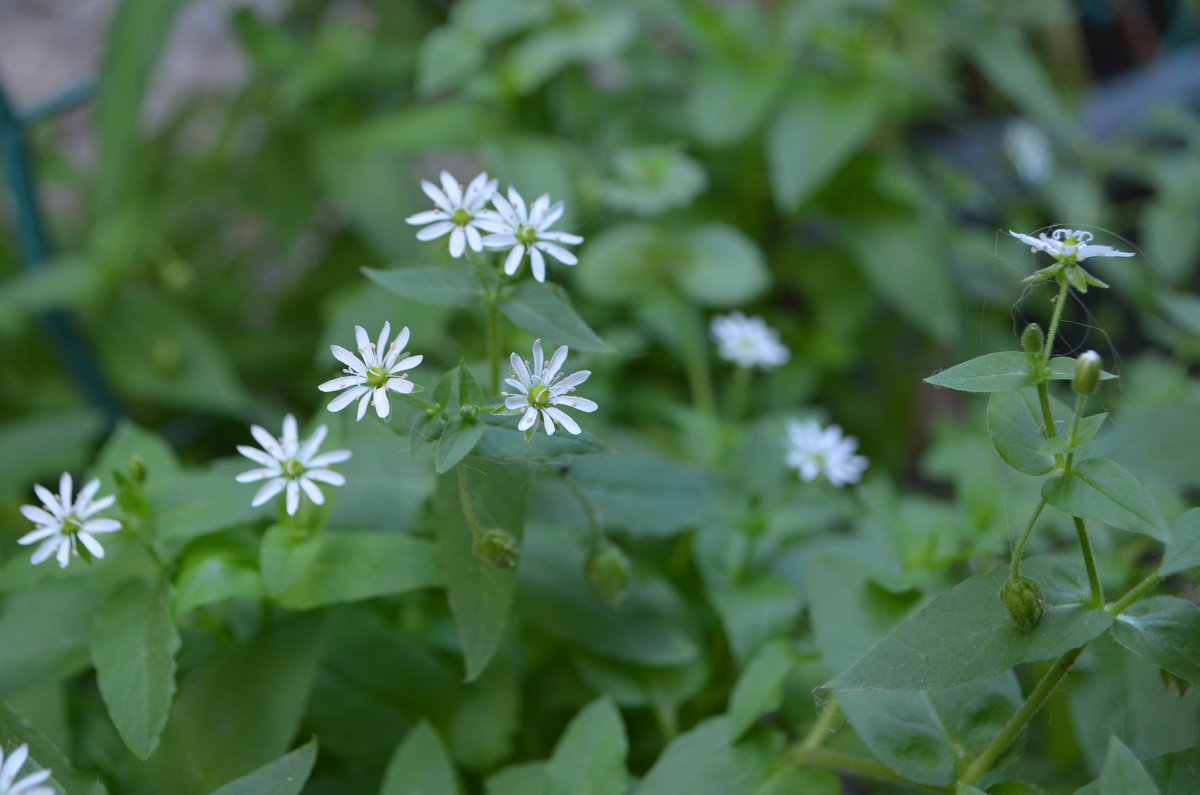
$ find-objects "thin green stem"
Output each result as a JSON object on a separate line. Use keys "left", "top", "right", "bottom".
{"left": 1109, "top": 572, "right": 1162, "bottom": 616}
{"left": 399, "top": 393, "right": 441, "bottom": 412}
{"left": 1041, "top": 277, "right": 1071, "bottom": 370}
{"left": 791, "top": 748, "right": 949, "bottom": 794}
{"left": 726, "top": 365, "right": 752, "bottom": 423}
{"left": 1063, "top": 392, "right": 1088, "bottom": 472}
{"left": 487, "top": 302, "right": 501, "bottom": 394}
{"left": 456, "top": 463, "right": 485, "bottom": 540}
{"left": 799, "top": 697, "right": 841, "bottom": 752}
{"left": 960, "top": 646, "right": 1085, "bottom": 785}
{"left": 1073, "top": 516, "right": 1104, "bottom": 607}
{"left": 1010, "top": 498, "right": 1046, "bottom": 579}
{"left": 558, "top": 471, "right": 603, "bottom": 551}
{"left": 671, "top": 299, "right": 717, "bottom": 415}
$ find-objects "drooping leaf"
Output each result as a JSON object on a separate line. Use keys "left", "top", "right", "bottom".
{"left": 1042, "top": 458, "right": 1168, "bottom": 541}
{"left": 727, "top": 641, "right": 798, "bottom": 740}
{"left": 499, "top": 281, "right": 613, "bottom": 353}
{"left": 209, "top": 739, "right": 318, "bottom": 795}
{"left": 486, "top": 762, "right": 548, "bottom": 795}
{"left": 545, "top": 698, "right": 627, "bottom": 795}
{"left": 364, "top": 265, "right": 486, "bottom": 307}
{"left": 434, "top": 364, "right": 488, "bottom": 474}
{"left": 1110, "top": 596, "right": 1200, "bottom": 688}
{"left": 91, "top": 579, "right": 180, "bottom": 760}
{"left": 381, "top": 722, "right": 458, "bottom": 795}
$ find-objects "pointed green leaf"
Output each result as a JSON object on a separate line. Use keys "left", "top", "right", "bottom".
{"left": 259, "top": 524, "right": 323, "bottom": 598}
{"left": 0, "top": 578, "right": 101, "bottom": 694}
{"left": 487, "top": 762, "right": 548, "bottom": 795}
{"left": 831, "top": 557, "right": 1112, "bottom": 691}
{"left": 364, "top": 265, "right": 486, "bottom": 307}
{"left": 987, "top": 390, "right": 1055, "bottom": 475}
{"left": 1073, "top": 736, "right": 1160, "bottom": 795}
{"left": 434, "top": 364, "right": 488, "bottom": 474}
{"left": 474, "top": 415, "right": 608, "bottom": 464}
{"left": 927, "top": 352, "right": 1033, "bottom": 393}
{"left": 546, "top": 698, "right": 627, "bottom": 795}
{"left": 728, "top": 641, "right": 799, "bottom": 740}
{"left": 209, "top": 739, "right": 318, "bottom": 795}
{"left": 633, "top": 718, "right": 780, "bottom": 795}
{"left": 499, "top": 281, "right": 613, "bottom": 352}
{"left": 275, "top": 532, "right": 442, "bottom": 609}
{"left": 1161, "top": 509, "right": 1200, "bottom": 576}
{"left": 381, "top": 722, "right": 458, "bottom": 795}
{"left": 1042, "top": 458, "right": 1168, "bottom": 541}
{"left": 1110, "top": 596, "right": 1200, "bottom": 688}
{"left": 91, "top": 579, "right": 180, "bottom": 759}
{"left": 1146, "top": 747, "right": 1200, "bottom": 795}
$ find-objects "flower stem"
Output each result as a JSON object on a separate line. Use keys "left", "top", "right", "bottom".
{"left": 960, "top": 646, "right": 1085, "bottom": 786}
{"left": 799, "top": 697, "right": 841, "bottom": 752}
{"left": 726, "top": 365, "right": 752, "bottom": 422}
{"left": 1109, "top": 572, "right": 1162, "bottom": 616}
{"left": 789, "top": 748, "right": 949, "bottom": 793}
{"left": 558, "top": 470, "right": 603, "bottom": 552}
{"left": 1041, "top": 277, "right": 1071, "bottom": 370}
{"left": 456, "top": 463, "right": 484, "bottom": 540}
{"left": 1010, "top": 498, "right": 1046, "bottom": 579}
{"left": 1073, "top": 516, "right": 1104, "bottom": 607}
{"left": 671, "top": 299, "right": 717, "bottom": 415}
{"left": 487, "top": 302, "right": 501, "bottom": 394}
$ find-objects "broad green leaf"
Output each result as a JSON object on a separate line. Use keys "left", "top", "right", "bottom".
{"left": 381, "top": 722, "right": 458, "bottom": 795}
{"left": 435, "top": 459, "right": 530, "bottom": 681}
{"left": 752, "top": 768, "right": 839, "bottom": 795}
{"left": 987, "top": 389, "right": 1054, "bottom": 475}
{"left": 633, "top": 717, "right": 780, "bottom": 795}
{"left": 831, "top": 557, "right": 1112, "bottom": 691}
{"left": 926, "top": 352, "right": 1035, "bottom": 393}
{"left": 504, "top": 10, "right": 636, "bottom": 95}
{"left": 209, "top": 739, "right": 317, "bottom": 795}
{"left": 0, "top": 700, "right": 107, "bottom": 795}
{"left": 1072, "top": 736, "right": 1160, "bottom": 795}
{"left": 572, "top": 654, "right": 708, "bottom": 714}
{"left": 133, "top": 616, "right": 326, "bottom": 795}
{"left": 148, "top": 459, "right": 273, "bottom": 540}
{"left": 767, "top": 82, "right": 884, "bottom": 211}
{"left": 0, "top": 578, "right": 101, "bottom": 694}
{"left": 172, "top": 552, "right": 262, "bottom": 616}
{"left": 709, "top": 575, "right": 801, "bottom": 663}
{"left": 0, "top": 410, "right": 105, "bottom": 497}
{"left": 686, "top": 61, "right": 785, "bottom": 147}
{"left": 499, "top": 281, "right": 613, "bottom": 353}
{"left": 1161, "top": 509, "right": 1200, "bottom": 576}
{"left": 91, "top": 579, "right": 180, "bottom": 759}
{"left": 437, "top": 420, "right": 487, "bottom": 474}
{"left": 1042, "top": 458, "right": 1168, "bottom": 541}
{"left": 259, "top": 524, "right": 322, "bottom": 598}
{"left": 574, "top": 223, "right": 664, "bottom": 304}
{"left": 487, "top": 762, "right": 548, "bottom": 795}
{"left": 364, "top": 265, "right": 485, "bottom": 307}
{"left": 449, "top": 655, "right": 520, "bottom": 770}
{"left": 1110, "top": 596, "right": 1200, "bottom": 688}
{"left": 434, "top": 364, "right": 488, "bottom": 474}
{"left": 675, "top": 224, "right": 770, "bottom": 308}
{"left": 600, "top": 146, "right": 707, "bottom": 217}
{"left": 474, "top": 415, "right": 608, "bottom": 464}
{"left": 275, "top": 532, "right": 442, "bottom": 609}
{"left": 416, "top": 25, "right": 484, "bottom": 96}
{"left": 545, "top": 698, "right": 627, "bottom": 795}
{"left": 957, "top": 786, "right": 989, "bottom": 795}
{"left": 1038, "top": 413, "right": 1108, "bottom": 456}
{"left": 90, "top": 419, "right": 179, "bottom": 497}
{"left": 1146, "top": 747, "right": 1200, "bottom": 795}
{"left": 728, "top": 641, "right": 798, "bottom": 740}
{"left": 838, "top": 673, "right": 1022, "bottom": 786}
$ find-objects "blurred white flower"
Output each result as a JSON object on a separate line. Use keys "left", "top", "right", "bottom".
{"left": 478, "top": 187, "right": 583, "bottom": 282}
{"left": 784, "top": 419, "right": 868, "bottom": 487}
{"left": 319, "top": 322, "right": 424, "bottom": 421}
{"left": 711, "top": 312, "right": 790, "bottom": 370}
{"left": 236, "top": 414, "right": 351, "bottom": 516}
{"left": 18, "top": 473, "right": 121, "bottom": 569}
{"left": 503, "top": 339, "right": 598, "bottom": 436}
{"left": 405, "top": 171, "right": 499, "bottom": 258}
{"left": 0, "top": 744, "right": 53, "bottom": 795}
{"left": 1003, "top": 120, "right": 1053, "bottom": 184}
{"left": 1008, "top": 228, "right": 1133, "bottom": 262}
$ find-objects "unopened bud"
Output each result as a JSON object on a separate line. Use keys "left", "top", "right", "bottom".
{"left": 1000, "top": 576, "right": 1044, "bottom": 633}
{"left": 1020, "top": 323, "right": 1045, "bottom": 357}
{"left": 1073, "top": 350, "right": 1102, "bottom": 396}
{"left": 473, "top": 528, "right": 519, "bottom": 569}
{"left": 128, "top": 454, "right": 147, "bottom": 485}
{"left": 587, "top": 541, "right": 631, "bottom": 607}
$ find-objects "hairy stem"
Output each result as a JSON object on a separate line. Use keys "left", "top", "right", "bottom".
{"left": 1041, "top": 277, "right": 1071, "bottom": 370}
{"left": 1073, "top": 517, "right": 1104, "bottom": 607}
{"left": 1010, "top": 498, "right": 1046, "bottom": 579}
{"left": 1109, "top": 572, "right": 1163, "bottom": 615}
{"left": 799, "top": 697, "right": 841, "bottom": 752}
{"left": 792, "top": 748, "right": 950, "bottom": 793}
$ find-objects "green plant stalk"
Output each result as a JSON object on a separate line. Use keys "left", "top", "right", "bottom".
{"left": 487, "top": 301, "right": 501, "bottom": 394}
{"left": 558, "top": 471, "right": 603, "bottom": 552}
{"left": 1010, "top": 498, "right": 1046, "bottom": 579}
{"left": 1109, "top": 572, "right": 1163, "bottom": 616}
{"left": 1073, "top": 516, "right": 1104, "bottom": 607}
{"left": 790, "top": 748, "right": 949, "bottom": 794}
{"left": 671, "top": 299, "right": 717, "bottom": 415}
{"left": 1040, "top": 277, "right": 1071, "bottom": 370}
{"left": 456, "top": 463, "right": 485, "bottom": 541}
{"left": 960, "top": 646, "right": 1084, "bottom": 785}
{"left": 799, "top": 697, "right": 841, "bottom": 752}
{"left": 1035, "top": 383, "right": 1061, "bottom": 465}
{"left": 726, "top": 365, "right": 752, "bottom": 422}
{"left": 1063, "top": 392, "right": 1087, "bottom": 472}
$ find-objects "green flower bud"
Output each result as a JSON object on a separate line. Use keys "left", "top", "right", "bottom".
{"left": 587, "top": 541, "right": 631, "bottom": 607}
{"left": 473, "top": 528, "right": 519, "bottom": 569}
{"left": 1072, "top": 350, "right": 1102, "bottom": 396}
{"left": 128, "top": 454, "right": 147, "bottom": 485}
{"left": 1020, "top": 323, "right": 1045, "bottom": 357}
{"left": 1000, "top": 576, "right": 1045, "bottom": 633}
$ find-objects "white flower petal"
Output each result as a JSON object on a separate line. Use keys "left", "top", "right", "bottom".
{"left": 373, "top": 388, "right": 391, "bottom": 419}
{"left": 541, "top": 231, "right": 583, "bottom": 245}
{"left": 504, "top": 395, "right": 529, "bottom": 410}
{"left": 78, "top": 532, "right": 106, "bottom": 558}
{"left": 543, "top": 345, "right": 569, "bottom": 381}
{"left": 250, "top": 425, "right": 284, "bottom": 459}
{"left": 356, "top": 391, "right": 373, "bottom": 421}
{"left": 30, "top": 538, "right": 61, "bottom": 565}
{"left": 537, "top": 241, "right": 578, "bottom": 265}
{"left": 555, "top": 396, "right": 598, "bottom": 412}
{"left": 329, "top": 385, "right": 371, "bottom": 413}
{"left": 285, "top": 481, "right": 301, "bottom": 516}
{"left": 465, "top": 225, "right": 483, "bottom": 252}
{"left": 529, "top": 246, "right": 546, "bottom": 282}
{"left": 385, "top": 378, "right": 415, "bottom": 394}
{"left": 510, "top": 352, "right": 532, "bottom": 386}
{"left": 306, "top": 469, "right": 346, "bottom": 486}
{"left": 308, "top": 449, "right": 352, "bottom": 467}
{"left": 56, "top": 540, "right": 72, "bottom": 568}
{"left": 503, "top": 244, "right": 525, "bottom": 276}
{"left": 319, "top": 375, "right": 362, "bottom": 392}
{"left": 542, "top": 410, "right": 556, "bottom": 436}
{"left": 59, "top": 473, "right": 73, "bottom": 512}
{"left": 331, "top": 345, "right": 367, "bottom": 373}
{"left": 251, "top": 478, "right": 287, "bottom": 507}
{"left": 546, "top": 407, "right": 581, "bottom": 435}
{"left": 449, "top": 227, "right": 466, "bottom": 258}
{"left": 2, "top": 744, "right": 29, "bottom": 789}
{"left": 20, "top": 505, "right": 57, "bottom": 526}
{"left": 81, "top": 518, "right": 122, "bottom": 534}
{"left": 236, "top": 467, "right": 277, "bottom": 483}
{"left": 298, "top": 477, "right": 325, "bottom": 506}
{"left": 440, "top": 171, "right": 463, "bottom": 206}
{"left": 421, "top": 180, "right": 453, "bottom": 213}
{"left": 33, "top": 484, "right": 63, "bottom": 517}
{"left": 394, "top": 353, "right": 423, "bottom": 372}
{"left": 518, "top": 407, "right": 539, "bottom": 431}
{"left": 80, "top": 493, "right": 115, "bottom": 517}
{"left": 17, "top": 526, "right": 59, "bottom": 546}
{"left": 539, "top": 200, "right": 565, "bottom": 230}
{"left": 405, "top": 209, "right": 447, "bottom": 225}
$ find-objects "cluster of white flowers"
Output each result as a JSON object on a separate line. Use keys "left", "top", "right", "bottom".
{"left": 784, "top": 419, "right": 869, "bottom": 487}
{"left": 18, "top": 473, "right": 122, "bottom": 568}
{"left": 0, "top": 744, "right": 53, "bottom": 795}
{"left": 406, "top": 172, "right": 583, "bottom": 283}
{"left": 710, "top": 312, "right": 790, "bottom": 370}
{"left": 1008, "top": 228, "right": 1133, "bottom": 262}
{"left": 236, "top": 414, "right": 351, "bottom": 516}
{"left": 503, "top": 339, "right": 598, "bottom": 436}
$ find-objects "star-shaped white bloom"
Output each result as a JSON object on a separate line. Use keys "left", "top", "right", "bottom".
{"left": 784, "top": 419, "right": 868, "bottom": 487}
{"left": 1008, "top": 228, "right": 1133, "bottom": 262}
{"left": 319, "top": 322, "right": 424, "bottom": 421}
{"left": 405, "top": 171, "right": 498, "bottom": 258}
{"left": 0, "top": 744, "right": 53, "bottom": 795}
{"left": 478, "top": 187, "right": 583, "bottom": 283}
{"left": 711, "top": 312, "right": 790, "bottom": 370}
{"left": 236, "top": 414, "right": 351, "bottom": 516}
{"left": 503, "top": 339, "right": 598, "bottom": 436}
{"left": 18, "top": 473, "right": 122, "bottom": 569}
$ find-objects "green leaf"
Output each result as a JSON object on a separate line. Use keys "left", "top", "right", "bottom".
{"left": 728, "top": 641, "right": 798, "bottom": 740}
{"left": 545, "top": 698, "right": 628, "bottom": 795}
{"left": 753, "top": 769, "right": 839, "bottom": 795}
{"left": 686, "top": 62, "right": 785, "bottom": 147}
{"left": 487, "top": 762, "right": 548, "bottom": 795}
{"left": 209, "top": 739, "right": 318, "bottom": 795}
{"left": 474, "top": 415, "right": 608, "bottom": 464}
{"left": 600, "top": 145, "right": 707, "bottom": 217}
{"left": 363, "top": 265, "right": 486, "bottom": 307}
{"left": 1039, "top": 413, "right": 1108, "bottom": 456}
{"left": 91, "top": 579, "right": 180, "bottom": 760}
{"left": 926, "top": 352, "right": 1036, "bottom": 393}
{"left": 633, "top": 717, "right": 779, "bottom": 795}
{"left": 90, "top": 419, "right": 179, "bottom": 497}
{"left": 766, "top": 81, "right": 884, "bottom": 211}
{"left": 957, "top": 786, "right": 989, "bottom": 795}
{"left": 987, "top": 390, "right": 1055, "bottom": 476}
{"left": 709, "top": 575, "right": 802, "bottom": 663}
{"left": 148, "top": 459, "right": 273, "bottom": 540}
{"left": 674, "top": 224, "right": 770, "bottom": 308}
{"left": 0, "top": 578, "right": 101, "bottom": 694}
{"left": 0, "top": 410, "right": 105, "bottom": 497}
{"left": 435, "top": 460, "right": 530, "bottom": 681}
{"left": 1073, "top": 736, "right": 1161, "bottom": 795}
{"left": 259, "top": 524, "right": 323, "bottom": 598}
{"left": 275, "top": 532, "right": 442, "bottom": 609}
{"left": 0, "top": 700, "right": 108, "bottom": 795}
{"left": 838, "top": 673, "right": 1022, "bottom": 786}
{"left": 1042, "top": 458, "right": 1168, "bottom": 541}
{"left": 381, "top": 722, "right": 458, "bottom": 795}
{"left": 172, "top": 539, "right": 263, "bottom": 616}
{"left": 499, "top": 281, "right": 613, "bottom": 353}
{"left": 831, "top": 557, "right": 1113, "bottom": 691}
{"left": 1110, "top": 596, "right": 1200, "bottom": 688}
{"left": 0, "top": 260, "right": 106, "bottom": 331}
{"left": 1161, "top": 509, "right": 1200, "bottom": 576}
{"left": 573, "top": 223, "right": 664, "bottom": 305}
{"left": 1146, "top": 747, "right": 1200, "bottom": 795}
{"left": 434, "top": 364, "right": 488, "bottom": 474}
{"left": 971, "top": 28, "right": 1080, "bottom": 140}
{"left": 133, "top": 616, "right": 326, "bottom": 795}
{"left": 416, "top": 25, "right": 484, "bottom": 96}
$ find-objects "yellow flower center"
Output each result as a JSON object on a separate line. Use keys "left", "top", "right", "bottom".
{"left": 529, "top": 384, "right": 552, "bottom": 408}
{"left": 517, "top": 225, "right": 539, "bottom": 246}
{"left": 452, "top": 208, "right": 473, "bottom": 226}
{"left": 366, "top": 367, "right": 389, "bottom": 388}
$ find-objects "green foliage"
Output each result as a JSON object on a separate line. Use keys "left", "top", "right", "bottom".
{"left": 381, "top": 722, "right": 458, "bottom": 795}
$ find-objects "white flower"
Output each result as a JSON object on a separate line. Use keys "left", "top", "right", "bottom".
{"left": 1003, "top": 120, "right": 1053, "bottom": 184}
{"left": 318, "top": 322, "right": 424, "bottom": 421}
{"left": 784, "top": 419, "right": 868, "bottom": 487}
{"left": 477, "top": 187, "right": 583, "bottom": 283}
{"left": 17, "top": 473, "right": 122, "bottom": 569}
{"left": 0, "top": 744, "right": 53, "bottom": 795}
{"left": 503, "top": 339, "right": 598, "bottom": 436}
{"left": 710, "top": 312, "right": 790, "bottom": 370}
{"left": 236, "top": 414, "right": 351, "bottom": 516}
{"left": 405, "top": 171, "right": 498, "bottom": 258}
{"left": 1008, "top": 228, "right": 1134, "bottom": 262}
